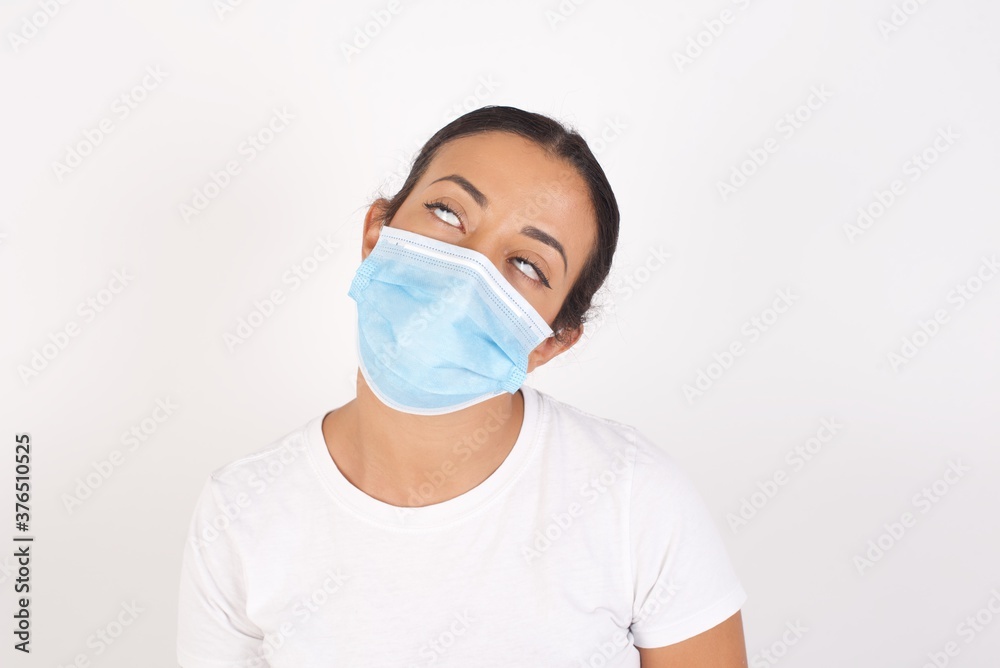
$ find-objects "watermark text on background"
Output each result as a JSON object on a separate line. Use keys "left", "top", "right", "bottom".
{"left": 179, "top": 107, "right": 295, "bottom": 224}
{"left": 683, "top": 288, "right": 799, "bottom": 404}
{"left": 853, "top": 459, "right": 970, "bottom": 575}
{"left": 843, "top": 126, "right": 958, "bottom": 243}
{"left": 717, "top": 86, "right": 833, "bottom": 202}
{"left": 17, "top": 269, "right": 135, "bottom": 386}
{"left": 727, "top": 418, "right": 843, "bottom": 534}
{"left": 885, "top": 254, "right": 997, "bottom": 371}
{"left": 52, "top": 66, "right": 168, "bottom": 183}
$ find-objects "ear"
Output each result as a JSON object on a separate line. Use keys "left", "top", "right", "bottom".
{"left": 361, "top": 198, "right": 390, "bottom": 260}
{"left": 527, "top": 325, "right": 583, "bottom": 373}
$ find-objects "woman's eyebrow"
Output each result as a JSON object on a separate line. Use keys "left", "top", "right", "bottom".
{"left": 430, "top": 173, "right": 568, "bottom": 274}
{"left": 430, "top": 174, "right": 489, "bottom": 209}
{"left": 520, "top": 225, "right": 568, "bottom": 275}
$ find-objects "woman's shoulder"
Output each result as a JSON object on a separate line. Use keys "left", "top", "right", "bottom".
{"left": 534, "top": 387, "right": 661, "bottom": 451}
{"left": 534, "top": 387, "right": 693, "bottom": 485}
{"left": 201, "top": 415, "right": 319, "bottom": 498}
{"left": 534, "top": 386, "right": 637, "bottom": 440}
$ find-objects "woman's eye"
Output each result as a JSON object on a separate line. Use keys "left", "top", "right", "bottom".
{"left": 424, "top": 202, "right": 462, "bottom": 228}
{"left": 511, "top": 256, "right": 549, "bottom": 288}
{"left": 512, "top": 257, "right": 538, "bottom": 281}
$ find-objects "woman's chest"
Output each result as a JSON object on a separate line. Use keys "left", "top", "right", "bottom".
{"left": 246, "top": 536, "right": 638, "bottom": 667}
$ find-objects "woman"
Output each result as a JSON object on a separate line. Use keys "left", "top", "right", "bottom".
{"left": 177, "top": 106, "right": 748, "bottom": 667}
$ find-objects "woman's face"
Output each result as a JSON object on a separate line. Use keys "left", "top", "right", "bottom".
{"left": 361, "top": 131, "right": 598, "bottom": 367}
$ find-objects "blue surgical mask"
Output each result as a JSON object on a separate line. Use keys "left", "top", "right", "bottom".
{"left": 347, "top": 224, "right": 554, "bottom": 415}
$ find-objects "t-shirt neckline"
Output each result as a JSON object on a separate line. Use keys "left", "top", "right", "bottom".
{"left": 305, "top": 384, "right": 543, "bottom": 530}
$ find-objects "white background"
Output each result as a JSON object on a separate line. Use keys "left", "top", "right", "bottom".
{"left": 1, "top": 0, "right": 999, "bottom": 666}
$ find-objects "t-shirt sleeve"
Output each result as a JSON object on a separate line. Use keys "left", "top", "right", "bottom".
{"left": 177, "top": 476, "right": 266, "bottom": 668}
{"left": 627, "top": 427, "right": 748, "bottom": 649}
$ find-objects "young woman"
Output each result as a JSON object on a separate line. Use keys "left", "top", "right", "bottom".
{"left": 177, "top": 106, "right": 748, "bottom": 667}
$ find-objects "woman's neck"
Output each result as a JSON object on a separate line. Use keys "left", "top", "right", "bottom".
{"left": 321, "top": 371, "right": 525, "bottom": 508}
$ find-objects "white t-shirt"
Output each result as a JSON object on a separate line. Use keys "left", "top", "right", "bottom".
{"left": 176, "top": 384, "right": 747, "bottom": 667}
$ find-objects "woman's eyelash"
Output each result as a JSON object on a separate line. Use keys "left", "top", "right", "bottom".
{"left": 423, "top": 200, "right": 550, "bottom": 288}
{"left": 512, "top": 256, "right": 550, "bottom": 288}
{"left": 423, "top": 201, "right": 462, "bottom": 226}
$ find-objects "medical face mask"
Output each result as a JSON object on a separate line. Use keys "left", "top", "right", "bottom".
{"left": 347, "top": 224, "right": 554, "bottom": 415}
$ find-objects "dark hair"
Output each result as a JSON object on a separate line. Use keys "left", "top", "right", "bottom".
{"left": 372, "top": 105, "right": 620, "bottom": 345}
